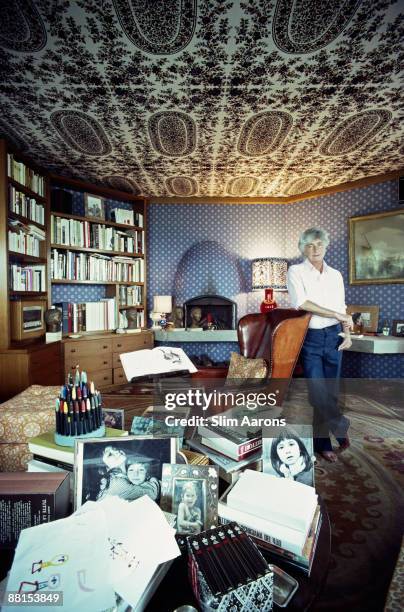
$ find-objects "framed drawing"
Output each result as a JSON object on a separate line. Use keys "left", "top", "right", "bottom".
{"left": 346, "top": 304, "right": 380, "bottom": 333}
{"left": 102, "top": 408, "right": 125, "bottom": 430}
{"left": 349, "top": 209, "right": 404, "bottom": 284}
{"left": 160, "top": 464, "right": 219, "bottom": 535}
{"left": 84, "top": 193, "right": 105, "bottom": 220}
{"left": 262, "top": 425, "right": 315, "bottom": 488}
{"left": 74, "top": 435, "right": 176, "bottom": 509}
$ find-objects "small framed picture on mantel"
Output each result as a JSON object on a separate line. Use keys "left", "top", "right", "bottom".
{"left": 84, "top": 193, "right": 105, "bottom": 220}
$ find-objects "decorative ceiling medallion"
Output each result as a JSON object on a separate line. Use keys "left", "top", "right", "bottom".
{"left": 273, "top": 0, "right": 362, "bottom": 54}
{"left": 227, "top": 176, "right": 259, "bottom": 196}
{"left": 320, "top": 110, "right": 392, "bottom": 156}
{"left": 237, "top": 111, "right": 293, "bottom": 157}
{"left": 51, "top": 110, "right": 112, "bottom": 156}
{"left": 286, "top": 175, "right": 323, "bottom": 195}
{"left": 0, "top": 0, "right": 47, "bottom": 52}
{"left": 148, "top": 111, "right": 196, "bottom": 157}
{"left": 166, "top": 176, "right": 198, "bottom": 196}
{"left": 112, "top": 0, "right": 196, "bottom": 55}
{"left": 0, "top": 120, "right": 27, "bottom": 152}
{"left": 104, "top": 176, "right": 141, "bottom": 194}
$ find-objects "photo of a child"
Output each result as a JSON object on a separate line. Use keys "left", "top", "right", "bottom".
{"left": 75, "top": 436, "right": 176, "bottom": 508}
{"left": 175, "top": 480, "right": 204, "bottom": 535}
{"left": 262, "top": 426, "right": 315, "bottom": 487}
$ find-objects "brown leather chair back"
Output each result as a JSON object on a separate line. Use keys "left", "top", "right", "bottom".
{"left": 238, "top": 309, "right": 311, "bottom": 380}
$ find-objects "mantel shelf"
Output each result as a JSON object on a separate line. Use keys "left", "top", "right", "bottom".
{"left": 346, "top": 335, "right": 404, "bottom": 354}
{"left": 153, "top": 329, "right": 238, "bottom": 342}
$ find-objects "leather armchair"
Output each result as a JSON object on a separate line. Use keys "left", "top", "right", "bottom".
{"left": 238, "top": 309, "right": 311, "bottom": 380}
{"left": 193, "top": 309, "right": 311, "bottom": 404}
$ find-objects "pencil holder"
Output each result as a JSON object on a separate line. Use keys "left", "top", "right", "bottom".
{"left": 188, "top": 522, "right": 273, "bottom": 612}
{"left": 54, "top": 367, "right": 105, "bottom": 446}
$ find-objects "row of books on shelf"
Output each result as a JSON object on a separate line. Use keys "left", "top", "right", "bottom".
{"left": 119, "top": 284, "right": 142, "bottom": 306}
{"left": 55, "top": 298, "right": 116, "bottom": 333}
{"left": 8, "top": 220, "right": 46, "bottom": 257}
{"left": 8, "top": 185, "right": 45, "bottom": 224}
{"left": 7, "top": 153, "right": 45, "bottom": 196}
{"left": 51, "top": 249, "right": 145, "bottom": 282}
{"left": 50, "top": 215, "right": 144, "bottom": 253}
{"left": 10, "top": 263, "right": 46, "bottom": 291}
{"left": 110, "top": 207, "right": 144, "bottom": 227}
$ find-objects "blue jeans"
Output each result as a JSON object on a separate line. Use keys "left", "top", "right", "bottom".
{"left": 301, "top": 324, "right": 349, "bottom": 452}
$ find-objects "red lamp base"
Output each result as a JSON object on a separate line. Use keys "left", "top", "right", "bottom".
{"left": 260, "top": 288, "right": 277, "bottom": 313}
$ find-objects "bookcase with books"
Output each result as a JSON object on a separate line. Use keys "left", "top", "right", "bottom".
{"left": 49, "top": 174, "right": 147, "bottom": 336}
{"left": 0, "top": 138, "right": 49, "bottom": 350}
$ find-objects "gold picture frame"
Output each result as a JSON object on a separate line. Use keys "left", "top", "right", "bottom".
{"left": 349, "top": 208, "right": 404, "bottom": 285}
{"left": 346, "top": 304, "right": 380, "bottom": 333}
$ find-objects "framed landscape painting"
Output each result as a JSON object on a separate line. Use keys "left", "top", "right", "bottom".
{"left": 349, "top": 209, "right": 404, "bottom": 285}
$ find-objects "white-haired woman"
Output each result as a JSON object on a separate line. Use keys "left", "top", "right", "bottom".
{"left": 287, "top": 228, "right": 352, "bottom": 462}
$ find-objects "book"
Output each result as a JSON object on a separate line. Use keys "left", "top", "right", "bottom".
{"left": 219, "top": 484, "right": 312, "bottom": 555}
{"left": 187, "top": 435, "right": 262, "bottom": 482}
{"left": 226, "top": 470, "right": 317, "bottom": 534}
{"left": 200, "top": 434, "right": 262, "bottom": 461}
{"left": 28, "top": 428, "right": 129, "bottom": 465}
{"left": 0, "top": 472, "right": 70, "bottom": 548}
{"left": 120, "top": 346, "right": 197, "bottom": 380}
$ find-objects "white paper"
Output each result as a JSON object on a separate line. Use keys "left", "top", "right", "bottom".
{"left": 3, "top": 510, "right": 115, "bottom": 612}
{"left": 76, "top": 496, "right": 180, "bottom": 608}
{"left": 120, "top": 346, "right": 197, "bottom": 380}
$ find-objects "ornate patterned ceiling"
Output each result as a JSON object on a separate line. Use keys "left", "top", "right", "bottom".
{"left": 0, "top": 0, "right": 403, "bottom": 199}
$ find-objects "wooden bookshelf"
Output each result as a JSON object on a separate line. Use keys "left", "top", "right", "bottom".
{"left": 51, "top": 210, "right": 143, "bottom": 231}
{"left": 49, "top": 175, "right": 148, "bottom": 333}
{"left": 50, "top": 243, "right": 144, "bottom": 258}
{"left": 0, "top": 139, "right": 50, "bottom": 349}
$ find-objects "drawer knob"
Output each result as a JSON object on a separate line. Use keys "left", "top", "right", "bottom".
{"left": 103, "top": 361, "right": 108, "bottom": 365}
{"left": 103, "top": 376, "right": 108, "bottom": 380}
{"left": 103, "top": 345, "right": 108, "bottom": 349}
{"left": 70, "top": 349, "right": 76, "bottom": 353}
{"left": 117, "top": 343, "right": 122, "bottom": 348}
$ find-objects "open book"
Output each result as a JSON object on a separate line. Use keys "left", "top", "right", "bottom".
{"left": 120, "top": 346, "right": 198, "bottom": 380}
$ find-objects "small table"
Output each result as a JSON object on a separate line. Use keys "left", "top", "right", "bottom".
{"left": 146, "top": 498, "right": 331, "bottom": 611}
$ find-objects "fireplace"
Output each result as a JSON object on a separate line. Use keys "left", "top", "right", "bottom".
{"left": 184, "top": 295, "right": 236, "bottom": 330}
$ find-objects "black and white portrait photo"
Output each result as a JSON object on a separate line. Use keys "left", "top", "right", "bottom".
{"left": 160, "top": 464, "right": 219, "bottom": 535}
{"left": 262, "top": 426, "right": 315, "bottom": 488}
{"left": 74, "top": 436, "right": 176, "bottom": 508}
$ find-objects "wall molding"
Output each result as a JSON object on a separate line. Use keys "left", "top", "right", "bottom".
{"left": 150, "top": 169, "right": 404, "bottom": 205}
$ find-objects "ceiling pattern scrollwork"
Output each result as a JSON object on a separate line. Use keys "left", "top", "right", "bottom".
{"left": 0, "top": 0, "right": 402, "bottom": 198}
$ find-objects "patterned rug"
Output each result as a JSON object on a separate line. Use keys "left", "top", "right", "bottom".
{"left": 284, "top": 384, "right": 404, "bottom": 612}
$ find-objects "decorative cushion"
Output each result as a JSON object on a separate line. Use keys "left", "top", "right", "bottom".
{"left": 0, "top": 385, "right": 59, "bottom": 471}
{"left": 224, "top": 352, "right": 268, "bottom": 386}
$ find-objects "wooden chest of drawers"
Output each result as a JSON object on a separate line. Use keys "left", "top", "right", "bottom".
{"left": 62, "top": 331, "right": 154, "bottom": 388}
{"left": 0, "top": 342, "right": 63, "bottom": 402}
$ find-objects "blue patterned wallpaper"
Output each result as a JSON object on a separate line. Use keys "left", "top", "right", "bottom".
{"left": 148, "top": 180, "right": 404, "bottom": 378}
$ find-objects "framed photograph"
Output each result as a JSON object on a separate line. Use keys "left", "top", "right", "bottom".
{"left": 102, "top": 408, "right": 125, "bottom": 430}
{"left": 84, "top": 193, "right": 105, "bottom": 220}
{"left": 392, "top": 319, "right": 404, "bottom": 337}
{"left": 74, "top": 435, "right": 176, "bottom": 509}
{"left": 346, "top": 304, "right": 380, "bottom": 333}
{"left": 160, "top": 464, "right": 219, "bottom": 535}
{"left": 262, "top": 425, "right": 315, "bottom": 488}
{"left": 349, "top": 209, "right": 404, "bottom": 285}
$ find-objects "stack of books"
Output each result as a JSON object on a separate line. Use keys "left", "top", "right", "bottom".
{"left": 54, "top": 298, "right": 116, "bottom": 333}
{"left": 218, "top": 470, "right": 321, "bottom": 575}
{"left": 197, "top": 420, "right": 262, "bottom": 461}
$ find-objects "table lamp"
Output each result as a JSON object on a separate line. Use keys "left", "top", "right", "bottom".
{"left": 150, "top": 295, "right": 172, "bottom": 328}
{"left": 252, "top": 258, "right": 288, "bottom": 313}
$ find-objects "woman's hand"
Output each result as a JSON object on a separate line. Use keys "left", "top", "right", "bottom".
{"left": 338, "top": 335, "right": 352, "bottom": 351}
{"left": 334, "top": 312, "right": 353, "bottom": 329}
